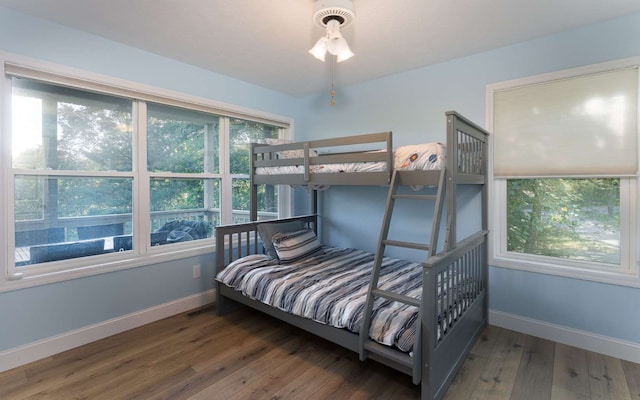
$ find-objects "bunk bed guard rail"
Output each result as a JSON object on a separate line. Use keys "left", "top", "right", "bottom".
{"left": 250, "top": 131, "right": 393, "bottom": 186}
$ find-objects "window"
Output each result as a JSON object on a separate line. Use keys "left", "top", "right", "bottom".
{"left": 11, "top": 78, "right": 134, "bottom": 270}
{"left": 229, "top": 118, "right": 280, "bottom": 223}
{"left": 488, "top": 59, "right": 639, "bottom": 286}
{"left": 505, "top": 178, "right": 623, "bottom": 265}
{"left": 147, "top": 103, "right": 219, "bottom": 246}
{"left": 3, "top": 60, "right": 291, "bottom": 284}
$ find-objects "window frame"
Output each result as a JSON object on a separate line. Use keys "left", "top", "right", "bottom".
{"left": 1, "top": 53, "right": 293, "bottom": 291}
{"left": 487, "top": 57, "right": 640, "bottom": 287}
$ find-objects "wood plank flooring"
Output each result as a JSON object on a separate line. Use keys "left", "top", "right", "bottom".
{"left": 1, "top": 305, "right": 638, "bottom": 400}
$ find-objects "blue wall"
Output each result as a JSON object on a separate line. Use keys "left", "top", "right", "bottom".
{"left": 1, "top": 5, "right": 639, "bottom": 357}
{"left": 296, "top": 12, "right": 640, "bottom": 345}
{"left": 1, "top": 255, "right": 211, "bottom": 350}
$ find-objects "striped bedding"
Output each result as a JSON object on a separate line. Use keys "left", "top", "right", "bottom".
{"left": 216, "top": 246, "right": 423, "bottom": 353}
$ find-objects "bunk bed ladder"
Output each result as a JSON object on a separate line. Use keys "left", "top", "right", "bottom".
{"left": 359, "top": 168, "right": 447, "bottom": 385}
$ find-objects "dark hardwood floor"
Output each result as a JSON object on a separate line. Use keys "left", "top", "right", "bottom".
{"left": 1, "top": 305, "right": 638, "bottom": 399}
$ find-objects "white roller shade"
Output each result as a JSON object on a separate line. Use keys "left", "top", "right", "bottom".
{"left": 493, "top": 67, "right": 638, "bottom": 177}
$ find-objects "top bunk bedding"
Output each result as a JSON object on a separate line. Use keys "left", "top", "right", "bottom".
{"left": 255, "top": 141, "right": 446, "bottom": 176}
{"left": 251, "top": 111, "right": 489, "bottom": 188}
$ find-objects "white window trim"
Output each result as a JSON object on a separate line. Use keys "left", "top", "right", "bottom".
{"left": 0, "top": 51, "right": 294, "bottom": 292}
{"left": 486, "top": 57, "right": 640, "bottom": 288}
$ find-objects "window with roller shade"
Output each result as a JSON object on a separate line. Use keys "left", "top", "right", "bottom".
{"left": 488, "top": 59, "right": 639, "bottom": 285}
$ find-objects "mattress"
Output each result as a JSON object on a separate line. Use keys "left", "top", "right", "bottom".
{"left": 255, "top": 142, "right": 446, "bottom": 176}
{"left": 216, "top": 245, "right": 467, "bottom": 353}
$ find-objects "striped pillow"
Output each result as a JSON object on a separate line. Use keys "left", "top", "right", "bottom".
{"left": 257, "top": 220, "right": 305, "bottom": 259}
{"left": 272, "top": 229, "right": 322, "bottom": 263}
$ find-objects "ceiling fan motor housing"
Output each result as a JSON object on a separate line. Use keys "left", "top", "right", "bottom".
{"left": 312, "top": 0, "right": 356, "bottom": 28}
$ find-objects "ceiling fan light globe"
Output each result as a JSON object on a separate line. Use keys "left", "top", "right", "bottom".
{"left": 327, "top": 36, "right": 353, "bottom": 62}
{"left": 336, "top": 48, "right": 354, "bottom": 62}
{"left": 309, "top": 36, "right": 328, "bottom": 61}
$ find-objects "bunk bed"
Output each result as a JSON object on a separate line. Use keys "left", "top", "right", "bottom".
{"left": 214, "top": 111, "right": 490, "bottom": 400}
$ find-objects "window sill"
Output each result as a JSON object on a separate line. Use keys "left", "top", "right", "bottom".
{"left": 1, "top": 242, "right": 214, "bottom": 293}
{"left": 490, "top": 254, "right": 640, "bottom": 288}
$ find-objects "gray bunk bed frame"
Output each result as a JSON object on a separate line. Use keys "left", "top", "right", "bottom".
{"left": 215, "top": 111, "right": 490, "bottom": 400}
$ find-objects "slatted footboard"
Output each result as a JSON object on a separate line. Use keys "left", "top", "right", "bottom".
{"left": 421, "top": 230, "right": 489, "bottom": 400}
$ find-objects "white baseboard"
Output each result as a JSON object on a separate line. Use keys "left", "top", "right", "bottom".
{"left": 3, "top": 299, "right": 636, "bottom": 374}
{"left": 489, "top": 310, "right": 640, "bottom": 364}
{"left": 0, "top": 289, "right": 215, "bottom": 374}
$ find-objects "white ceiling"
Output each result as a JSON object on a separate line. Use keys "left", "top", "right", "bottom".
{"left": 2, "top": 0, "right": 640, "bottom": 97}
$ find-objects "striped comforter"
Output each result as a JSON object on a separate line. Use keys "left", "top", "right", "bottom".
{"left": 216, "top": 246, "right": 422, "bottom": 353}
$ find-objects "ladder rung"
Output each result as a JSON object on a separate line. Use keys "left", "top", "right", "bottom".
{"left": 392, "top": 194, "right": 438, "bottom": 201}
{"left": 372, "top": 288, "right": 421, "bottom": 307}
{"left": 364, "top": 341, "right": 413, "bottom": 368}
{"left": 382, "top": 239, "right": 430, "bottom": 251}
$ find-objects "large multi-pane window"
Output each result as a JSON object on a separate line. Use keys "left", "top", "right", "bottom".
{"left": 489, "top": 59, "right": 639, "bottom": 285}
{"left": 3, "top": 62, "right": 291, "bottom": 282}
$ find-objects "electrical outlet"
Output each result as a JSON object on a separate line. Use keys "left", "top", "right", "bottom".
{"left": 192, "top": 264, "right": 201, "bottom": 278}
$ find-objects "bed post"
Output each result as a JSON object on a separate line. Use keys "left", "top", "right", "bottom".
{"left": 250, "top": 143, "right": 258, "bottom": 221}
{"left": 480, "top": 117, "right": 490, "bottom": 323}
{"left": 445, "top": 112, "right": 457, "bottom": 251}
{"left": 215, "top": 224, "right": 243, "bottom": 315}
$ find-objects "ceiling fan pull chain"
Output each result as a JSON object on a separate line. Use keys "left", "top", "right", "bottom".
{"left": 331, "top": 56, "right": 336, "bottom": 106}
